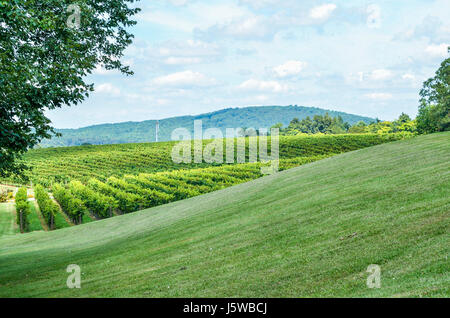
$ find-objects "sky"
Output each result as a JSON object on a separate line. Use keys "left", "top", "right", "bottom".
{"left": 47, "top": 0, "right": 450, "bottom": 128}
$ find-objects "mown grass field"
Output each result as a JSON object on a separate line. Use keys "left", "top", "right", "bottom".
{"left": 0, "top": 203, "right": 18, "bottom": 236}
{"left": 27, "top": 202, "right": 45, "bottom": 232}
{"left": 0, "top": 132, "right": 448, "bottom": 297}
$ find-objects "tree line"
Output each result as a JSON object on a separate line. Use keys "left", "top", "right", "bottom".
{"left": 273, "top": 112, "right": 417, "bottom": 136}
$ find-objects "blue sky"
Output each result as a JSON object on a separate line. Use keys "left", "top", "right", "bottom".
{"left": 48, "top": 0, "right": 450, "bottom": 128}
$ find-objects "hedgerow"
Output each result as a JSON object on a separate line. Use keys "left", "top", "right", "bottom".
{"left": 34, "top": 185, "right": 60, "bottom": 230}
{"left": 87, "top": 178, "right": 141, "bottom": 214}
{"left": 15, "top": 187, "right": 30, "bottom": 232}
{"left": 68, "top": 180, "right": 118, "bottom": 218}
{"left": 53, "top": 184, "right": 86, "bottom": 224}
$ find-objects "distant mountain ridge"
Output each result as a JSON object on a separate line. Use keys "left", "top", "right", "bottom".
{"left": 41, "top": 105, "right": 375, "bottom": 147}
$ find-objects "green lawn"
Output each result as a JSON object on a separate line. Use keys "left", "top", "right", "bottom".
{"left": 81, "top": 211, "right": 95, "bottom": 224}
{"left": 0, "top": 132, "right": 448, "bottom": 297}
{"left": 0, "top": 203, "right": 18, "bottom": 236}
{"left": 53, "top": 209, "right": 71, "bottom": 230}
{"left": 27, "top": 202, "right": 45, "bottom": 232}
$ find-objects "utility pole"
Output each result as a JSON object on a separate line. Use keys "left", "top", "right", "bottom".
{"left": 155, "top": 120, "right": 159, "bottom": 143}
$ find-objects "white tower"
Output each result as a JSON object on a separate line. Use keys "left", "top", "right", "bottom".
{"left": 155, "top": 120, "right": 159, "bottom": 142}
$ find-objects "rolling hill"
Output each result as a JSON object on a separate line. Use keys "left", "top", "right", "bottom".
{"left": 0, "top": 132, "right": 448, "bottom": 297}
{"left": 41, "top": 105, "right": 375, "bottom": 147}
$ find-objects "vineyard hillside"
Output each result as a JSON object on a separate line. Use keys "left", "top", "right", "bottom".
{"left": 3, "top": 134, "right": 403, "bottom": 187}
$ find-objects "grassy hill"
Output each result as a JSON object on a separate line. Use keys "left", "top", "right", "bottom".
{"left": 0, "top": 132, "right": 448, "bottom": 297}
{"left": 41, "top": 105, "right": 375, "bottom": 147}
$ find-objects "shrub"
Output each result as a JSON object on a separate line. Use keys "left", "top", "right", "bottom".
{"left": 15, "top": 187, "right": 30, "bottom": 232}
{"left": 34, "top": 185, "right": 60, "bottom": 230}
{"left": 69, "top": 180, "right": 118, "bottom": 218}
{"left": 53, "top": 184, "right": 86, "bottom": 224}
{"left": 0, "top": 191, "right": 7, "bottom": 203}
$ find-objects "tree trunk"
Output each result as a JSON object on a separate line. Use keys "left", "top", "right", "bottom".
{"left": 50, "top": 213, "right": 54, "bottom": 230}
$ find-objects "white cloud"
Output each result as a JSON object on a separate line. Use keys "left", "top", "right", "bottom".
{"left": 238, "top": 0, "right": 280, "bottom": 9}
{"left": 365, "top": 93, "right": 393, "bottom": 100}
{"left": 255, "top": 95, "right": 269, "bottom": 102}
{"left": 159, "top": 40, "right": 221, "bottom": 57}
{"left": 156, "top": 98, "right": 170, "bottom": 105}
{"left": 93, "top": 65, "right": 110, "bottom": 75}
{"left": 138, "top": 2, "right": 249, "bottom": 32}
{"left": 273, "top": 60, "right": 307, "bottom": 78}
{"left": 191, "top": 3, "right": 249, "bottom": 26}
{"left": 425, "top": 43, "right": 449, "bottom": 57}
{"left": 164, "top": 57, "right": 203, "bottom": 65}
{"left": 125, "top": 93, "right": 153, "bottom": 103}
{"left": 197, "top": 15, "right": 275, "bottom": 41}
{"left": 309, "top": 4, "right": 337, "bottom": 20}
{"left": 95, "top": 83, "right": 121, "bottom": 96}
{"left": 402, "top": 73, "right": 415, "bottom": 80}
{"left": 154, "top": 40, "right": 222, "bottom": 65}
{"left": 168, "top": 0, "right": 188, "bottom": 6}
{"left": 228, "top": 16, "right": 265, "bottom": 37}
{"left": 397, "top": 16, "right": 450, "bottom": 43}
{"left": 239, "top": 79, "right": 288, "bottom": 93}
{"left": 92, "top": 64, "right": 123, "bottom": 76}
{"left": 137, "top": 10, "right": 195, "bottom": 32}
{"left": 153, "top": 70, "right": 216, "bottom": 87}
{"left": 370, "top": 69, "right": 393, "bottom": 81}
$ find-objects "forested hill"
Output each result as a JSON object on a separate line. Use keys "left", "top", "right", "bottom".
{"left": 41, "top": 105, "right": 374, "bottom": 147}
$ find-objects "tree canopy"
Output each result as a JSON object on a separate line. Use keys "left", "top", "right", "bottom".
{"left": 0, "top": 0, "right": 140, "bottom": 177}
{"left": 416, "top": 47, "right": 450, "bottom": 134}
{"left": 278, "top": 113, "right": 351, "bottom": 135}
